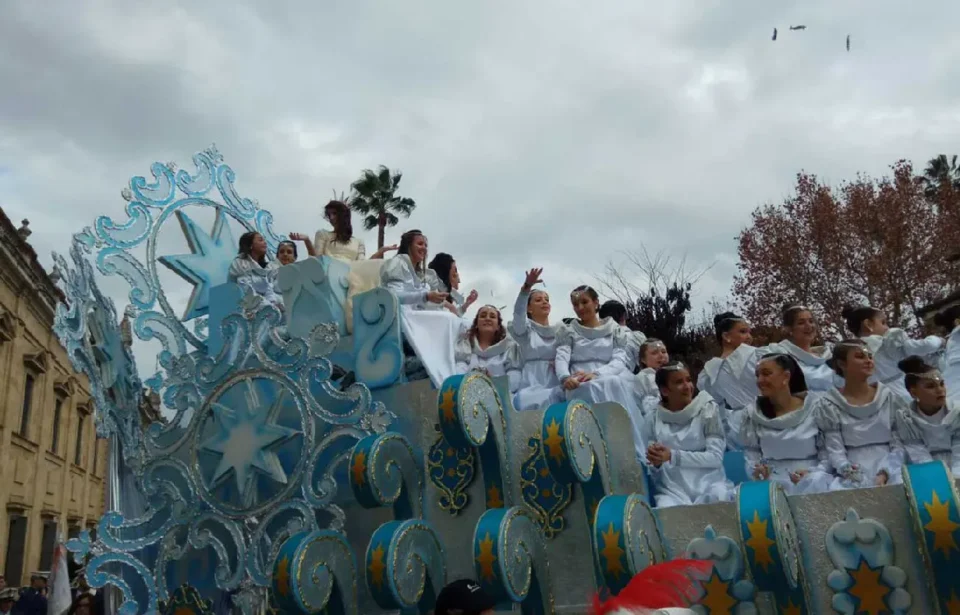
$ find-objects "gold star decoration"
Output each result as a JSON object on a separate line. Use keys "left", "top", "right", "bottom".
{"left": 275, "top": 555, "right": 291, "bottom": 597}
{"left": 486, "top": 484, "right": 504, "bottom": 508}
{"left": 368, "top": 544, "right": 387, "bottom": 590}
{"left": 923, "top": 491, "right": 960, "bottom": 558}
{"left": 476, "top": 533, "right": 497, "bottom": 581}
{"left": 539, "top": 466, "right": 550, "bottom": 478}
{"left": 699, "top": 569, "right": 738, "bottom": 614}
{"left": 543, "top": 418, "right": 565, "bottom": 462}
{"left": 946, "top": 591, "right": 960, "bottom": 615}
{"left": 780, "top": 597, "right": 802, "bottom": 615}
{"left": 745, "top": 511, "right": 776, "bottom": 572}
{"left": 599, "top": 523, "right": 625, "bottom": 579}
{"left": 846, "top": 559, "right": 891, "bottom": 615}
{"left": 351, "top": 450, "right": 367, "bottom": 487}
{"left": 440, "top": 388, "right": 457, "bottom": 423}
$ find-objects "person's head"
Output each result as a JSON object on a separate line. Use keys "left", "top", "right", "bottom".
{"left": 323, "top": 200, "right": 353, "bottom": 243}
{"left": 238, "top": 231, "right": 268, "bottom": 263}
{"left": 640, "top": 339, "right": 669, "bottom": 370}
{"left": 434, "top": 579, "right": 496, "bottom": 615}
{"left": 714, "top": 312, "right": 752, "bottom": 348}
{"left": 842, "top": 305, "right": 887, "bottom": 337}
{"left": 828, "top": 339, "right": 874, "bottom": 381}
{"left": 398, "top": 229, "right": 428, "bottom": 269}
{"left": 526, "top": 290, "right": 551, "bottom": 322}
{"left": 934, "top": 304, "right": 960, "bottom": 333}
{"left": 68, "top": 592, "right": 95, "bottom": 615}
{"left": 0, "top": 587, "right": 16, "bottom": 612}
{"left": 469, "top": 305, "right": 507, "bottom": 345}
{"left": 428, "top": 253, "right": 458, "bottom": 292}
{"left": 656, "top": 361, "right": 694, "bottom": 409}
{"left": 30, "top": 574, "right": 45, "bottom": 590}
{"left": 781, "top": 304, "right": 818, "bottom": 348}
{"left": 899, "top": 355, "right": 946, "bottom": 414}
{"left": 599, "top": 300, "right": 627, "bottom": 326}
{"left": 276, "top": 240, "right": 298, "bottom": 266}
{"left": 755, "top": 353, "right": 808, "bottom": 418}
{"left": 570, "top": 286, "right": 601, "bottom": 321}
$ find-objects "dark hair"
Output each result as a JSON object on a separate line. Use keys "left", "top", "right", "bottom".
{"left": 599, "top": 300, "right": 627, "bottom": 323}
{"left": 934, "top": 304, "right": 960, "bottom": 331}
{"left": 827, "top": 339, "right": 869, "bottom": 376}
{"left": 899, "top": 355, "right": 937, "bottom": 391}
{"left": 654, "top": 361, "right": 689, "bottom": 391}
{"left": 714, "top": 312, "right": 746, "bottom": 344}
{"left": 756, "top": 353, "right": 808, "bottom": 418}
{"left": 67, "top": 593, "right": 95, "bottom": 615}
{"left": 639, "top": 338, "right": 665, "bottom": 368}
{"left": 398, "top": 229, "right": 426, "bottom": 271}
{"left": 468, "top": 305, "right": 507, "bottom": 346}
{"left": 570, "top": 285, "right": 600, "bottom": 303}
{"left": 238, "top": 231, "right": 267, "bottom": 268}
{"left": 841, "top": 304, "right": 883, "bottom": 335}
{"left": 324, "top": 200, "right": 353, "bottom": 243}
{"left": 276, "top": 240, "right": 298, "bottom": 260}
{"left": 781, "top": 303, "right": 812, "bottom": 327}
{"left": 428, "top": 252, "right": 455, "bottom": 292}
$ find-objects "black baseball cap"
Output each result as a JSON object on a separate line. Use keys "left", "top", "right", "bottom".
{"left": 434, "top": 579, "right": 497, "bottom": 615}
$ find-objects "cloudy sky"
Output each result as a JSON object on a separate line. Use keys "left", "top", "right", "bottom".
{"left": 2, "top": 0, "right": 959, "bottom": 341}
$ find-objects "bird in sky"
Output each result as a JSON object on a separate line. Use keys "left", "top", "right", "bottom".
{"left": 772, "top": 27, "right": 778, "bottom": 41}
{"left": 846, "top": 35, "right": 851, "bottom": 51}
{"left": 789, "top": 25, "right": 807, "bottom": 31}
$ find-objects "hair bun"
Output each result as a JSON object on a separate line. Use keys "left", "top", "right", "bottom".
{"left": 840, "top": 304, "right": 857, "bottom": 319}
{"left": 713, "top": 312, "right": 736, "bottom": 327}
{"left": 898, "top": 355, "right": 930, "bottom": 374}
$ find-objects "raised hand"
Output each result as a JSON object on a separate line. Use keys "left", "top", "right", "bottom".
{"left": 289, "top": 232, "right": 308, "bottom": 241}
{"left": 522, "top": 267, "right": 544, "bottom": 291}
{"left": 426, "top": 291, "right": 448, "bottom": 304}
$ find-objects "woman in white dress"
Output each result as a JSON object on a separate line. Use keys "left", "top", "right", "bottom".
{"left": 227, "top": 231, "right": 282, "bottom": 308}
{"left": 644, "top": 362, "right": 733, "bottom": 508}
{"left": 456, "top": 305, "right": 521, "bottom": 393}
{"left": 379, "top": 230, "right": 463, "bottom": 388}
{"left": 289, "top": 200, "right": 397, "bottom": 263}
{"left": 894, "top": 355, "right": 960, "bottom": 472}
{"left": 698, "top": 312, "right": 759, "bottom": 445}
{"left": 633, "top": 339, "right": 670, "bottom": 416}
{"left": 814, "top": 339, "right": 906, "bottom": 490}
{"left": 738, "top": 353, "right": 832, "bottom": 495}
{"left": 937, "top": 306, "right": 960, "bottom": 403}
{"left": 763, "top": 304, "right": 835, "bottom": 397}
{"left": 427, "top": 253, "right": 478, "bottom": 317}
{"left": 556, "top": 286, "right": 643, "bottom": 439}
{"left": 510, "top": 268, "right": 565, "bottom": 411}
{"left": 843, "top": 304, "right": 943, "bottom": 401}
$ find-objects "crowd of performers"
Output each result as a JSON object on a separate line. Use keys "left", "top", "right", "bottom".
{"left": 225, "top": 200, "right": 960, "bottom": 510}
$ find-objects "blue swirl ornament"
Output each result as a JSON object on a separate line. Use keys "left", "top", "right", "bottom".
{"left": 519, "top": 435, "right": 572, "bottom": 538}
{"left": 351, "top": 286, "right": 404, "bottom": 389}
{"left": 592, "top": 494, "right": 668, "bottom": 597}
{"left": 473, "top": 507, "right": 554, "bottom": 614}
{"left": 365, "top": 519, "right": 446, "bottom": 613}
{"left": 273, "top": 531, "right": 357, "bottom": 615}
{"left": 426, "top": 425, "right": 476, "bottom": 515}
{"left": 902, "top": 461, "right": 960, "bottom": 613}
{"left": 349, "top": 432, "right": 422, "bottom": 520}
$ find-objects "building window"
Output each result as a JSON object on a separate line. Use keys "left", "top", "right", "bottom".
{"left": 38, "top": 519, "right": 58, "bottom": 571}
{"left": 74, "top": 413, "right": 85, "bottom": 466}
{"left": 50, "top": 397, "right": 64, "bottom": 454}
{"left": 19, "top": 373, "right": 36, "bottom": 438}
{"left": 4, "top": 514, "right": 27, "bottom": 587}
{"left": 92, "top": 439, "right": 99, "bottom": 475}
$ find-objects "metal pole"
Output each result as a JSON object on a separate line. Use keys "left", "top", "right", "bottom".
{"left": 103, "top": 433, "right": 122, "bottom": 614}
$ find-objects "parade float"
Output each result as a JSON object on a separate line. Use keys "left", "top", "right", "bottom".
{"left": 51, "top": 147, "right": 960, "bottom": 614}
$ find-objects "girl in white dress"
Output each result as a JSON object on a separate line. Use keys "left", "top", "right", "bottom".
{"left": 227, "top": 232, "right": 282, "bottom": 308}
{"left": 938, "top": 306, "right": 960, "bottom": 403}
{"left": 456, "top": 305, "right": 521, "bottom": 393}
{"left": 697, "top": 312, "right": 759, "bottom": 445}
{"left": 644, "top": 362, "right": 733, "bottom": 508}
{"left": 738, "top": 353, "right": 832, "bottom": 495}
{"left": 633, "top": 339, "right": 670, "bottom": 416}
{"left": 814, "top": 339, "right": 906, "bottom": 490}
{"left": 843, "top": 304, "right": 943, "bottom": 401}
{"left": 511, "top": 268, "right": 565, "bottom": 411}
{"left": 763, "top": 304, "right": 835, "bottom": 397}
{"left": 379, "top": 230, "right": 463, "bottom": 388}
{"left": 289, "top": 200, "right": 397, "bottom": 263}
{"left": 427, "top": 253, "right": 478, "bottom": 317}
{"left": 894, "top": 356, "right": 960, "bottom": 472}
{"left": 556, "top": 286, "right": 643, "bottom": 440}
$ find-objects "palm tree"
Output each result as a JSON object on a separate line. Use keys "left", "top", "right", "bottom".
{"left": 920, "top": 154, "right": 960, "bottom": 199}
{"left": 348, "top": 165, "right": 416, "bottom": 250}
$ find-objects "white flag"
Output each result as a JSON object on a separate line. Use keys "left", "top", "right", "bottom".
{"left": 47, "top": 542, "right": 72, "bottom": 615}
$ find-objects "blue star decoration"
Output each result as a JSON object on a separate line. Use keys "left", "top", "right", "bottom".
{"left": 200, "top": 378, "right": 300, "bottom": 508}
{"left": 159, "top": 208, "right": 238, "bottom": 321}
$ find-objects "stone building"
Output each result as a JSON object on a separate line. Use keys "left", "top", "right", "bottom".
{"left": 0, "top": 209, "right": 107, "bottom": 587}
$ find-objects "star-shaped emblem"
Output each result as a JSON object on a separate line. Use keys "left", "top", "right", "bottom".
{"left": 159, "top": 208, "right": 239, "bottom": 321}
{"left": 200, "top": 378, "right": 299, "bottom": 507}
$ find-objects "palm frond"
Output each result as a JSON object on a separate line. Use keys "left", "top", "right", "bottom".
{"left": 391, "top": 170, "right": 403, "bottom": 190}
{"left": 377, "top": 166, "right": 392, "bottom": 190}
{"left": 349, "top": 196, "right": 374, "bottom": 215}
{"left": 362, "top": 215, "right": 379, "bottom": 231}
{"left": 383, "top": 212, "right": 400, "bottom": 227}
{"left": 391, "top": 196, "right": 416, "bottom": 216}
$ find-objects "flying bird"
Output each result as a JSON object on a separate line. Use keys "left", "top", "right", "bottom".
{"left": 789, "top": 25, "right": 807, "bottom": 31}
{"left": 772, "top": 27, "right": 778, "bottom": 41}
{"left": 846, "top": 35, "right": 851, "bottom": 51}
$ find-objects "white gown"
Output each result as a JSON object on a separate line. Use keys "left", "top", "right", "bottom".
{"left": 943, "top": 325, "right": 960, "bottom": 404}
{"left": 737, "top": 397, "right": 832, "bottom": 495}
{"left": 617, "top": 325, "right": 647, "bottom": 373}
{"left": 455, "top": 336, "right": 522, "bottom": 394}
{"left": 555, "top": 318, "right": 645, "bottom": 451}
{"left": 762, "top": 339, "right": 836, "bottom": 398}
{"left": 861, "top": 329, "right": 943, "bottom": 401}
{"left": 814, "top": 383, "right": 906, "bottom": 490}
{"left": 697, "top": 344, "right": 761, "bottom": 446}
{"left": 632, "top": 368, "right": 661, "bottom": 417}
{"left": 895, "top": 401, "right": 960, "bottom": 473}
{"left": 227, "top": 255, "right": 282, "bottom": 306}
{"left": 643, "top": 392, "right": 734, "bottom": 508}
{"left": 380, "top": 255, "right": 463, "bottom": 388}
{"left": 510, "top": 290, "right": 564, "bottom": 411}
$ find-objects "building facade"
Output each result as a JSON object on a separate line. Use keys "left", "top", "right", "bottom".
{"left": 0, "top": 209, "right": 108, "bottom": 588}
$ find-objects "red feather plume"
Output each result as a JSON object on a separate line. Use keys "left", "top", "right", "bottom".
{"left": 592, "top": 559, "right": 712, "bottom": 614}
